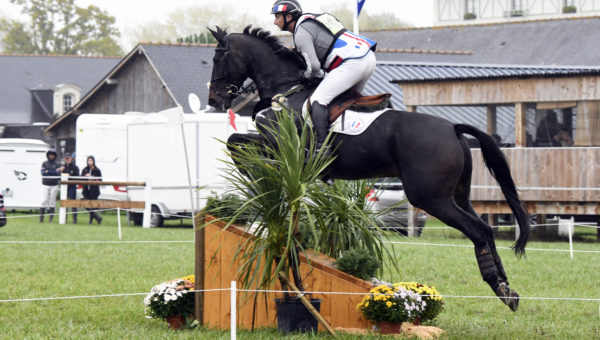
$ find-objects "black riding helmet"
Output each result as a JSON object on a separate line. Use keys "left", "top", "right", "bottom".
{"left": 271, "top": 0, "right": 302, "bottom": 31}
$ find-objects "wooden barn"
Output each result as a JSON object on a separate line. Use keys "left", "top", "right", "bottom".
{"left": 43, "top": 43, "right": 217, "bottom": 153}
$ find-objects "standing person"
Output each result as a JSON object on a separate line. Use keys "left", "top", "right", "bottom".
{"left": 61, "top": 153, "right": 80, "bottom": 223}
{"left": 40, "top": 149, "right": 62, "bottom": 223}
{"left": 81, "top": 155, "right": 102, "bottom": 225}
{"left": 271, "top": 0, "right": 377, "bottom": 156}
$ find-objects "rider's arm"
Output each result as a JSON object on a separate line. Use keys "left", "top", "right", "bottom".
{"left": 294, "top": 26, "right": 325, "bottom": 80}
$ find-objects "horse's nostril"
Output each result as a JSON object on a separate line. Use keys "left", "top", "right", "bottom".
{"left": 208, "top": 98, "right": 215, "bottom": 106}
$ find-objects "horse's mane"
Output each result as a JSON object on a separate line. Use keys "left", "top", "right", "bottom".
{"left": 242, "top": 25, "right": 304, "bottom": 67}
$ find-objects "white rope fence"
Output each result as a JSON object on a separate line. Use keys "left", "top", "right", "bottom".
{"left": 2, "top": 287, "right": 598, "bottom": 304}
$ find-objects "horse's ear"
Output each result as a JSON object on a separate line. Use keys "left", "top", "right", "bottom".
{"left": 207, "top": 27, "right": 218, "bottom": 40}
{"left": 209, "top": 26, "right": 228, "bottom": 47}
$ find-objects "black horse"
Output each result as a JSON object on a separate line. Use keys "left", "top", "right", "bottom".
{"left": 207, "top": 26, "right": 529, "bottom": 311}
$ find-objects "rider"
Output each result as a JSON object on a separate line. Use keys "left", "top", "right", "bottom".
{"left": 271, "top": 0, "right": 377, "bottom": 156}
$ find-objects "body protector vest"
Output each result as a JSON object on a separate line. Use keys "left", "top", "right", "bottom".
{"left": 295, "top": 13, "right": 377, "bottom": 72}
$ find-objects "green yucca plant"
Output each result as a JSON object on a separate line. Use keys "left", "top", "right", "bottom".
{"left": 218, "top": 108, "right": 333, "bottom": 295}
{"left": 212, "top": 107, "right": 398, "bottom": 296}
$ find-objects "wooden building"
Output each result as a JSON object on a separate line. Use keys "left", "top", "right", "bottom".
{"left": 392, "top": 62, "right": 600, "bottom": 223}
{"left": 43, "top": 43, "right": 217, "bottom": 152}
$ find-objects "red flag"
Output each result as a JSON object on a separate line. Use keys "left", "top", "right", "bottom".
{"left": 228, "top": 109, "right": 238, "bottom": 131}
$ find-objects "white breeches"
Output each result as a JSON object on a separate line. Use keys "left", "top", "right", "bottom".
{"left": 311, "top": 50, "right": 376, "bottom": 106}
{"left": 41, "top": 185, "right": 58, "bottom": 209}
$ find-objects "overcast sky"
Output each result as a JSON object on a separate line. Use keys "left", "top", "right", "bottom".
{"left": 2, "top": 0, "right": 434, "bottom": 48}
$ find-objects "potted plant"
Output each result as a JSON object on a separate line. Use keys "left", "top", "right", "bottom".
{"left": 217, "top": 108, "right": 397, "bottom": 334}
{"left": 563, "top": 5, "right": 577, "bottom": 13}
{"left": 356, "top": 284, "right": 426, "bottom": 334}
{"left": 395, "top": 282, "right": 444, "bottom": 324}
{"left": 464, "top": 12, "right": 477, "bottom": 20}
{"left": 144, "top": 275, "right": 195, "bottom": 329}
{"left": 220, "top": 108, "right": 334, "bottom": 334}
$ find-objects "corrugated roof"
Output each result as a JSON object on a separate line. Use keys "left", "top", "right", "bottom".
{"left": 379, "top": 62, "right": 600, "bottom": 83}
{"left": 363, "top": 16, "right": 600, "bottom": 66}
{"left": 141, "top": 43, "right": 215, "bottom": 112}
{"left": 362, "top": 63, "right": 532, "bottom": 145}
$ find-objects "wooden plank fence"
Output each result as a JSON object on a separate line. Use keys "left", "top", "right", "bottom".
{"left": 195, "top": 215, "right": 373, "bottom": 331}
{"left": 471, "top": 147, "right": 600, "bottom": 202}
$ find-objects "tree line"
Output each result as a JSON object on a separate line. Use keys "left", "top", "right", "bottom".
{"left": 0, "top": 0, "right": 410, "bottom": 56}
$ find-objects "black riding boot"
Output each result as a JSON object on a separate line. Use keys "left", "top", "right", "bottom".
{"left": 72, "top": 208, "right": 78, "bottom": 224}
{"left": 48, "top": 208, "right": 55, "bottom": 223}
{"left": 310, "top": 102, "right": 334, "bottom": 185}
{"left": 310, "top": 101, "right": 330, "bottom": 154}
{"left": 39, "top": 208, "right": 45, "bottom": 223}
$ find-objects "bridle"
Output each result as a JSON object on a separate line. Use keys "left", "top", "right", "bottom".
{"left": 209, "top": 33, "right": 312, "bottom": 102}
{"left": 209, "top": 34, "right": 251, "bottom": 99}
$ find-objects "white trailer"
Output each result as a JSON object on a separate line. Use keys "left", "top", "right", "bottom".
{"left": 76, "top": 107, "right": 254, "bottom": 226}
{"left": 0, "top": 139, "right": 50, "bottom": 209}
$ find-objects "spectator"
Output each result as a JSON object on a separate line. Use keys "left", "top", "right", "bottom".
{"left": 61, "top": 152, "right": 79, "bottom": 224}
{"left": 535, "top": 110, "right": 560, "bottom": 147}
{"left": 40, "top": 149, "right": 62, "bottom": 223}
{"left": 81, "top": 155, "right": 102, "bottom": 225}
{"left": 554, "top": 130, "right": 574, "bottom": 147}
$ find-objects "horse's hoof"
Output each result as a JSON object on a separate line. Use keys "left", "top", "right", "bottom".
{"left": 495, "top": 282, "right": 520, "bottom": 312}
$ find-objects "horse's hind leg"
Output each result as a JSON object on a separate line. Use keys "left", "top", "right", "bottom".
{"left": 454, "top": 139, "right": 510, "bottom": 284}
{"left": 419, "top": 197, "right": 520, "bottom": 311}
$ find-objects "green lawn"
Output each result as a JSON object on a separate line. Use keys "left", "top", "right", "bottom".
{"left": 0, "top": 211, "right": 598, "bottom": 339}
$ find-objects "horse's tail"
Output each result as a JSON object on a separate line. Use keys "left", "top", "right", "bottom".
{"left": 454, "top": 124, "right": 529, "bottom": 257}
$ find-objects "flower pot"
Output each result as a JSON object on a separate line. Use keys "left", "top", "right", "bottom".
{"left": 274, "top": 298, "right": 321, "bottom": 334}
{"left": 412, "top": 317, "right": 421, "bottom": 326}
{"left": 166, "top": 314, "right": 185, "bottom": 329}
{"left": 376, "top": 320, "right": 402, "bottom": 334}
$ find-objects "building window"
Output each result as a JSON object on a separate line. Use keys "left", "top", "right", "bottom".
{"left": 512, "top": 0, "right": 523, "bottom": 11}
{"left": 63, "top": 93, "right": 74, "bottom": 113}
{"left": 465, "top": 0, "right": 476, "bottom": 14}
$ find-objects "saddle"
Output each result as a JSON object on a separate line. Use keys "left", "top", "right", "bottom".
{"left": 308, "top": 90, "right": 393, "bottom": 123}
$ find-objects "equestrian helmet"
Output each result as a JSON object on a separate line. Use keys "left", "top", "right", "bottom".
{"left": 271, "top": 0, "right": 302, "bottom": 15}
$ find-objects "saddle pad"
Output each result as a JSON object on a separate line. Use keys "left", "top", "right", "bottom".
{"left": 330, "top": 109, "right": 391, "bottom": 135}
{"left": 302, "top": 100, "right": 391, "bottom": 136}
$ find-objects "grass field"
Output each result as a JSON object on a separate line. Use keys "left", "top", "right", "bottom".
{"left": 0, "top": 210, "right": 598, "bottom": 339}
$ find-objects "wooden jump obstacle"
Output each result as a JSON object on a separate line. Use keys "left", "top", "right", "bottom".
{"left": 194, "top": 215, "right": 374, "bottom": 331}
{"left": 58, "top": 177, "right": 150, "bottom": 227}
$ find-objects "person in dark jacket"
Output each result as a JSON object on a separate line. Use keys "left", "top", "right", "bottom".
{"left": 81, "top": 155, "right": 102, "bottom": 225}
{"left": 61, "top": 152, "right": 80, "bottom": 223}
{"left": 40, "top": 149, "right": 63, "bottom": 222}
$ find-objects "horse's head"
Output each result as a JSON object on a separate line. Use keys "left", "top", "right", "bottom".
{"left": 207, "top": 27, "right": 249, "bottom": 111}
{"left": 207, "top": 25, "right": 306, "bottom": 111}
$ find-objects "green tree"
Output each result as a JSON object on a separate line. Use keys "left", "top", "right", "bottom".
{"left": 129, "top": 3, "right": 269, "bottom": 47}
{"left": 321, "top": 4, "right": 411, "bottom": 30}
{"left": 1, "top": 0, "right": 123, "bottom": 56}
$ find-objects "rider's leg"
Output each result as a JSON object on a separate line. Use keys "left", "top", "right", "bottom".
{"left": 349, "top": 51, "right": 376, "bottom": 94}
{"left": 310, "top": 53, "right": 375, "bottom": 153}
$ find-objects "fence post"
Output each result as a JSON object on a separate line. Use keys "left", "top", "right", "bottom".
{"left": 568, "top": 217, "right": 574, "bottom": 259}
{"left": 117, "top": 207, "right": 122, "bottom": 240}
{"left": 143, "top": 180, "right": 152, "bottom": 228}
{"left": 231, "top": 281, "right": 236, "bottom": 340}
{"left": 407, "top": 204, "right": 417, "bottom": 237}
{"left": 59, "top": 173, "right": 68, "bottom": 224}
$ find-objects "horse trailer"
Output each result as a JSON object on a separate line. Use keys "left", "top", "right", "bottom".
{"left": 0, "top": 139, "right": 50, "bottom": 210}
{"left": 76, "top": 107, "right": 254, "bottom": 227}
